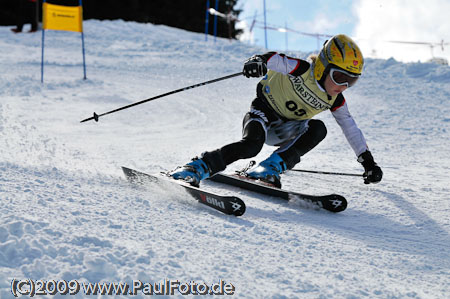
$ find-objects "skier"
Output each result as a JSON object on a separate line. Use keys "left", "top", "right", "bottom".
{"left": 169, "top": 34, "right": 383, "bottom": 187}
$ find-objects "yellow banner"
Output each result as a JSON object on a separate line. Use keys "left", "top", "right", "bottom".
{"left": 43, "top": 3, "right": 83, "bottom": 32}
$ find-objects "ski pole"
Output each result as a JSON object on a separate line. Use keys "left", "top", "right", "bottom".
{"left": 80, "top": 72, "right": 243, "bottom": 123}
{"left": 291, "top": 168, "right": 363, "bottom": 177}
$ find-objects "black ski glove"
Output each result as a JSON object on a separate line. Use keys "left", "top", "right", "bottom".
{"left": 357, "top": 150, "right": 383, "bottom": 184}
{"left": 243, "top": 55, "right": 267, "bottom": 78}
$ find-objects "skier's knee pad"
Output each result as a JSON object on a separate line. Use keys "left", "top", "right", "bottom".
{"left": 277, "top": 119, "right": 327, "bottom": 166}
{"left": 240, "top": 138, "right": 264, "bottom": 159}
{"left": 308, "top": 119, "right": 327, "bottom": 142}
{"left": 241, "top": 121, "right": 265, "bottom": 158}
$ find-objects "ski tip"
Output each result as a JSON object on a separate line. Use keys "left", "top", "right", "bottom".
{"left": 231, "top": 198, "right": 246, "bottom": 216}
{"left": 323, "top": 194, "right": 347, "bottom": 213}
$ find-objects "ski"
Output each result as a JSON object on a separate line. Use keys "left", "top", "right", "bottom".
{"left": 209, "top": 173, "right": 347, "bottom": 213}
{"left": 122, "top": 167, "right": 246, "bottom": 216}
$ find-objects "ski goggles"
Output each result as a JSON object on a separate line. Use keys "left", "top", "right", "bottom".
{"left": 329, "top": 68, "right": 360, "bottom": 87}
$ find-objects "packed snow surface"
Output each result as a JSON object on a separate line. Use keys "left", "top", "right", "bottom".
{"left": 0, "top": 20, "right": 449, "bottom": 298}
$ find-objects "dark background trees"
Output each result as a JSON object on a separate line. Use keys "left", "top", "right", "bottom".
{"left": 0, "top": 0, "right": 242, "bottom": 39}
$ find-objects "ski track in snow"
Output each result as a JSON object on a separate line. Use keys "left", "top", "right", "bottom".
{"left": 0, "top": 20, "right": 449, "bottom": 298}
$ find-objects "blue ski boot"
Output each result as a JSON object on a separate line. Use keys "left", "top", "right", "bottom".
{"left": 169, "top": 158, "right": 211, "bottom": 187}
{"left": 246, "top": 153, "right": 287, "bottom": 188}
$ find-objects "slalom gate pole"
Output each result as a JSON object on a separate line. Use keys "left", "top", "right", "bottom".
{"left": 291, "top": 169, "right": 363, "bottom": 177}
{"left": 80, "top": 72, "right": 243, "bottom": 123}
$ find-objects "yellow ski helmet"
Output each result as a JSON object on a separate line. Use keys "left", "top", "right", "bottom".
{"left": 313, "top": 34, "right": 364, "bottom": 82}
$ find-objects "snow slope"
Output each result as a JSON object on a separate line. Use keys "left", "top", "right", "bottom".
{"left": 0, "top": 20, "right": 449, "bottom": 298}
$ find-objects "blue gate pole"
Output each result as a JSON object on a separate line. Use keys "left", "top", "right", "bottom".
{"left": 263, "top": 0, "right": 268, "bottom": 49}
{"left": 41, "top": 29, "right": 45, "bottom": 83}
{"left": 80, "top": 0, "right": 86, "bottom": 79}
{"left": 41, "top": 0, "right": 46, "bottom": 83}
{"left": 213, "top": 0, "right": 219, "bottom": 42}
{"left": 81, "top": 33, "right": 86, "bottom": 79}
{"left": 204, "top": 0, "right": 210, "bottom": 41}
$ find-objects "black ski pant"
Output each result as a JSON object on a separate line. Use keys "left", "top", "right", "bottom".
{"left": 201, "top": 97, "right": 327, "bottom": 175}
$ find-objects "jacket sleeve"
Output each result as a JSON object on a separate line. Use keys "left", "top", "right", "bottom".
{"left": 331, "top": 100, "right": 368, "bottom": 156}
{"left": 260, "top": 52, "right": 309, "bottom": 76}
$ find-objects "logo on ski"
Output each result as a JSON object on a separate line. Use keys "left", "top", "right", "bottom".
{"left": 330, "top": 199, "right": 342, "bottom": 208}
{"left": 201, "top": 195, "right": 225, "bottom": 209}
{"left": 202, "top": 195, "right": 242, "bottom": 213}
{"left": 230, "top": 201, "right": 242, "bottom": 212}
